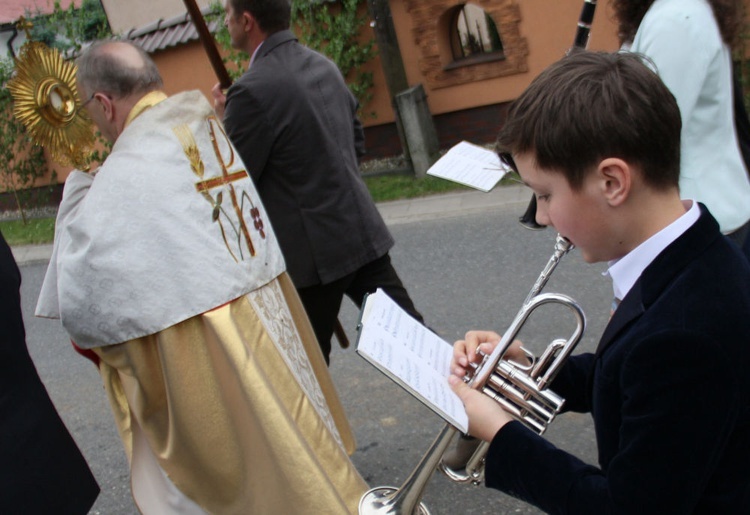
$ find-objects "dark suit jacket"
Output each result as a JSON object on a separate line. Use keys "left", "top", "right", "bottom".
{"left": 223, "top": 30, "right": 393, "bottom": 288}
{"left": 485, "top": 206, "right": 750, "bottom": 514}
{"left": 0, "top": 232, "right": 99, "bottom": 513}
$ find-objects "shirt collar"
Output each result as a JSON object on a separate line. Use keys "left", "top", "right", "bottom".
{"left": 604, "top": 200, "right": 700, "bottom": 301}
{"left": 249, "top": 41, "right": 264, "bottom": 68}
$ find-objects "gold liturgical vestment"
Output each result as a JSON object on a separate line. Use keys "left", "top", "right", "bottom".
{"left": 36, "top": 91, "right": 367, "bottom": 513}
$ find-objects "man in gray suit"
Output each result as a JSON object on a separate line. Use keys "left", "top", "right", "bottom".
{"left": 213, "top": 0, "right": 423, "bottom": 364}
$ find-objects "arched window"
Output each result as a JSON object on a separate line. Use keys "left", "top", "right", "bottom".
{"left": 405, "top": 0, "right": 527, "bottom": 89}
{"left": 450, "top": 3, "right": 503, "bottom": 61}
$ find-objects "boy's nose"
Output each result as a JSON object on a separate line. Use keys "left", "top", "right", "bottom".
{"left": 535, "top": 205, "right": 550, "bottom": 227}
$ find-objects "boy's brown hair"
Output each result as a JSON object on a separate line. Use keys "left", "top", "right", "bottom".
{"left": 497, "top": 50, "right": 681, "bottom": 191}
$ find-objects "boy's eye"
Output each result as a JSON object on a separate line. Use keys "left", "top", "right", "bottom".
{"left": 536, "top": 194, "right": 550, "bottom": 202}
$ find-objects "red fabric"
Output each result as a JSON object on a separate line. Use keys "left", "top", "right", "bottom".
{"left": 71, "top": 340, "right": 100, "bottom": 367}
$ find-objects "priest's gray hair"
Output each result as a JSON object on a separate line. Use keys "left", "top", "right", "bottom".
{"left": 77, "top": 40, "right": 163, "bottom": 99}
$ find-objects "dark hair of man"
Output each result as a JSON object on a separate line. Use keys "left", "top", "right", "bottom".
{"left": 613, "top": 0, "right": 741, "bottom": 48}
{"left": 229, "top": 0, "right": 291, "bottom": 34}
{"left": 496, "top": 50, "right": 681, "bottom": 191}
{"left": 76, "top": 41, "right": 163, "bottom": 99}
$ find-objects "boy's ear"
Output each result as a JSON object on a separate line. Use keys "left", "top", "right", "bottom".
{"left": 597, "top": 158, "right": 630, "bottom": 206}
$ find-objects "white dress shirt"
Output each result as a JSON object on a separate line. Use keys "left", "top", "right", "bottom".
{"left": 605, "top": 200, "right": 700, "bottom": 302}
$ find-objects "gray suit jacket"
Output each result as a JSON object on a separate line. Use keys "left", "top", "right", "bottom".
{"left": 224, "top": 30, "right": 393, "bottom": 288}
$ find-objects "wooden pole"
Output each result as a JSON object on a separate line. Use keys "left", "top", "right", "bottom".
{"left": 182, "top": 0, "right": 232, "bottom": 89}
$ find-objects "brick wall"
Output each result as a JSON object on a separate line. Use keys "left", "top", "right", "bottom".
{"left": 362, "top": 101, "right": 511, "bottom": 160}
{"left": 0, "top": 184, "right": 63, "bottom": 212}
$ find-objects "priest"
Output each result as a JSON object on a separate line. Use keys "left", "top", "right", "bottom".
{"left": 36, "top": 40, "right": 366, "bottom": 514}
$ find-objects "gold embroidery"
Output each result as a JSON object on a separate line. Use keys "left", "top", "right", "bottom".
{"left": 172, "top": 120, "right": 258, "bottom": 262}
{"left": 195, "top": 171, "right": 246, "bottom": 192}
{"left": 206, "top": 116, "right": 266, "bottom": 246}
{"left": 173, "top": 124, "right": 205, "bottom": 178}
{"left": 246, "top": 281, "right": 342, "bottom": 448}
{"left": 125, "top": 91, "right": 168, "bottom": 128}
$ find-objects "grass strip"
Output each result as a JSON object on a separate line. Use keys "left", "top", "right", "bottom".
{"left": 364, "top": 174, "right": 471, "bottom": 202}
{"left": 0, "top": 217, "right": 56, "bottom": 246}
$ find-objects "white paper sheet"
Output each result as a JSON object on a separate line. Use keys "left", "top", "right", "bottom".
{"left": 426, "top": 141, "right": 511, "bottom": 192}
{"left": 357, "top": 289, "right": 468, "bottom": 432}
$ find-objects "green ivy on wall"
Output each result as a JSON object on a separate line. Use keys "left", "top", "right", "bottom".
{"left": 291, "top": 0, "right": 376, "bottom": 115}
{"left": 29, "top": 0, "right": 111, "bottom": 53}
{"left": 0, "top": 58, "right": 48, "bottom": 220}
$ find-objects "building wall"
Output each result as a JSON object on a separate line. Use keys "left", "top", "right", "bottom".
{"left": 100, "top": 0, "right": 212, "bottom": 34}
{"left": 150, "top": 41, "right": 220, "bottom": 99}
{"left": 0, "top": 28, "right": 30, "bottom": 59}
{"left": 364, "top": 101, "right": 510, "bottom": 159}
{"left": 360, "top": 0, "right": 620, "bottom": 156}
{"left": 366, "top": 0, "right": 620, "bottom": 125}
{"left": 133, "top": 1, "right": 621, "bottom": 127}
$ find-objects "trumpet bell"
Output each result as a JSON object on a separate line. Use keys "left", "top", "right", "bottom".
{"left": 519, "top": 195, "right": 546, "bottom": 230}
{"left": 359, "top": 487, "right": 431, "bottom": 515}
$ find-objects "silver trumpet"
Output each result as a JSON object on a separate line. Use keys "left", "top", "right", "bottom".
{"left": 358, "top": 234, "right": 586, "bottom": 515}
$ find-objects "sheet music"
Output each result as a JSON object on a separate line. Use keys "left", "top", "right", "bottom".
{"left": 426, "top": 140, "right": 511, "bottom": 192}
{"left": 357, "top": 289, "right": 468, "bottom": 432}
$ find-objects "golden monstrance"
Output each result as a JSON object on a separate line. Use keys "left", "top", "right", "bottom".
{"left": 7, "top": 21, "right": 94, "bottom": 170}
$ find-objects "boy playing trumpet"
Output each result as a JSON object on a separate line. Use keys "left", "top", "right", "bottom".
{"left": 450, "top": 50, "right": 750, "bottom": 513}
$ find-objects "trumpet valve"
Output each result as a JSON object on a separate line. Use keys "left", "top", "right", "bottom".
{"left": 482, "top": 360, "right": 566, "bottom": 435}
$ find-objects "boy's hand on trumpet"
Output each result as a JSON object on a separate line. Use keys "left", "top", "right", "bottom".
{"left": 450, "top": 330, "right": 532, "bottom": 441}
{"left": 451, "top": 330, "right": 529, "bottom": 378}
{"left": 448, "top": 373, "right": 512, "bottom": 442}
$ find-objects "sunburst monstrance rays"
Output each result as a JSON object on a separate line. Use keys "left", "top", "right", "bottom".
{"left": 7, "top": 42, "right": 94, "bottom": 169}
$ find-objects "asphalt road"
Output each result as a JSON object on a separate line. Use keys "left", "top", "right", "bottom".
{"left": 20, "top": 202, "right": 613, "bottom": 514}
